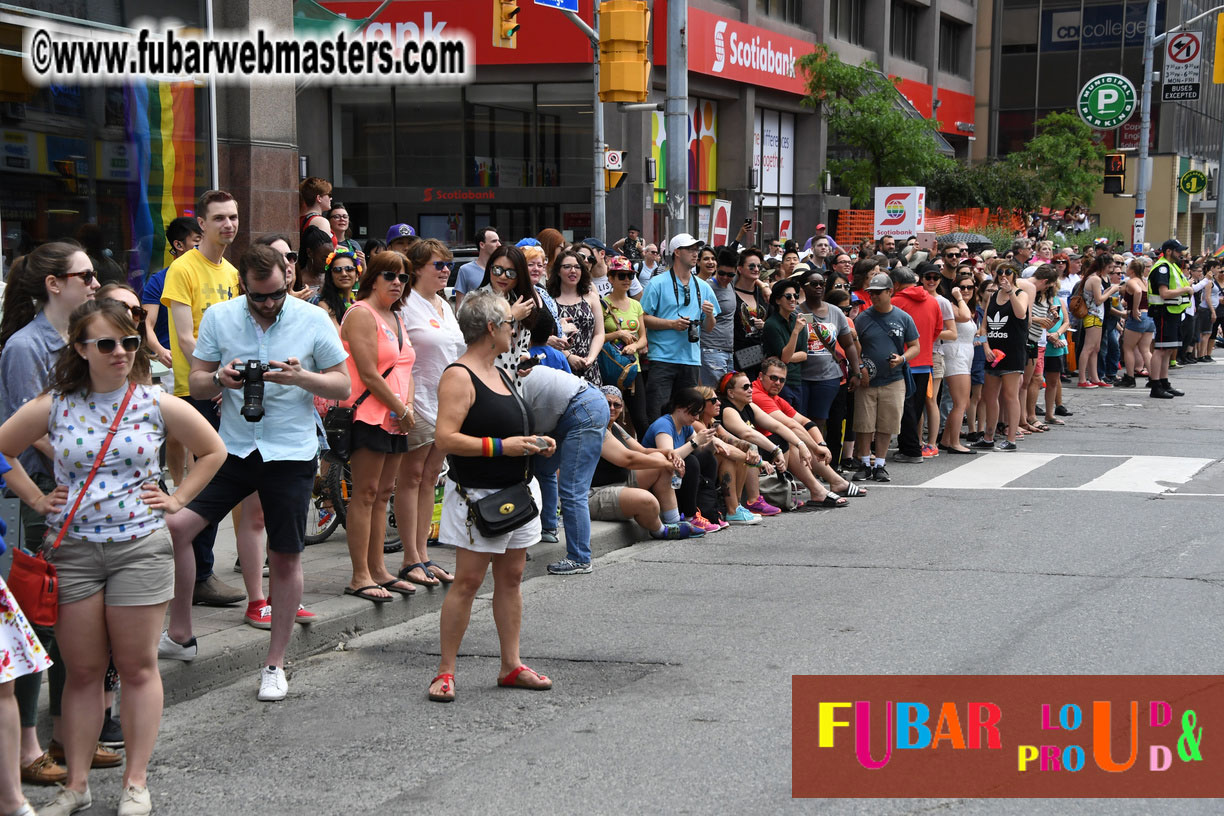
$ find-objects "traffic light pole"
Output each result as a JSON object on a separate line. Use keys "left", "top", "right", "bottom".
{"left": 564, "top": 8, "right": 606, "bottom": 242}
{"left": 665, "top": 0, "right": 687, "bottom": 236}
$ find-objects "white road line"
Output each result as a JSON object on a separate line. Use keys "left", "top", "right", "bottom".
{"left": 918, "top": 452, "right": 1058, "bottom": 489}
{"left": 1077, "top": 455, "right": 1213, "bottom": 493}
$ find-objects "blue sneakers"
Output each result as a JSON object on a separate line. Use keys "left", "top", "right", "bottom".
{"left": 650, "top": 521, "right": 703, "bottom": 540}
{"left": 546, "top": 558, "right": 592, "bottom": 575}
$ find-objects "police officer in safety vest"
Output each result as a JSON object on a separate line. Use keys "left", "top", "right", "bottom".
{"left": 1147, "top": 238, "right": 1194, "bottom": 398}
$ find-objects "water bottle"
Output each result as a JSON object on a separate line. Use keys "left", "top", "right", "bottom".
{"left": 670, "top": 471, "right": 682, "bottom": 489}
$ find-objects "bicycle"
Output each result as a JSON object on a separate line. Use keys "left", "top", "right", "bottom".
{"left": 308, "top": 460, "right": 401, "bottom": 552}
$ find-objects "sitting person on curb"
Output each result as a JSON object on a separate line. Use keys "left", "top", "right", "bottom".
{"left": 588, "top": 386, "right": 702, "bottom": 540}
{"left": 751, "top": 358, "right": 867, "bottom": 499}
{"left": 693, "top": 385, "right": 767, "bottom": 523}
{"left": 642, "top": 388, "right": 722, "bottom": 532}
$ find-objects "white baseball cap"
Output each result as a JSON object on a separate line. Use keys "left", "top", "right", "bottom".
{"left": 667, "top": 233, "right": 702, "bottom": 253}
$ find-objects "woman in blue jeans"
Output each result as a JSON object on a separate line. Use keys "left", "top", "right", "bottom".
{"left": 521, "top": 365, "right": 610, "bottom": 575}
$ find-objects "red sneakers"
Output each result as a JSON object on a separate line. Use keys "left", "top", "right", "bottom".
{"left": 294, "top": 605, "right": 317, "bottom": 625}
{"left": 244, "top": 600, "right": 272, "bottom": 630}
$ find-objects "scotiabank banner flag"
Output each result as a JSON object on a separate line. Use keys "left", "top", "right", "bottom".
{"left": 685, "top": 7, "right": 814, "bottom": 95}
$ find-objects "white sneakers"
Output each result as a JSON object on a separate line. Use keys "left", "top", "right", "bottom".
{"left": 257, "top": 665, "right": 288, "bottom": 701}
{"left": 157, "top": 631, "right": 197, "bottom": 662}
{"left": 117, "top": 785, "right": 152, "bottom": 816}
{"left": 39, "top": 786, "right": 91, "bottom": 816}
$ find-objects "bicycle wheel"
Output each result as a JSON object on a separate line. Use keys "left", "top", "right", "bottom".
{"left": 383, "top": 495, "right": 402, "bottom": 553}
{"left": 304, "top": 483, "right": 339, "bottom": 545}
{"left": 326, "top": 461, "right": 350, "bottom": 529}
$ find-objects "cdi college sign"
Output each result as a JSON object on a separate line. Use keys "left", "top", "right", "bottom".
{"left": 874, "top": 187, "right": 926, "bottom": 239}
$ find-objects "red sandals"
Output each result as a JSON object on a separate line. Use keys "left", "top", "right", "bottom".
{"left": 428, "top": 673, "right": 455, "bottom": 703}
{"left": 497, "top": 665, "right": 553, "bottom": 691}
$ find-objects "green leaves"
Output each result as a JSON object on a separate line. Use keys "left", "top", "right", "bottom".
{"left": 1004, "top": 112, "right": 1108, "bottom": 210}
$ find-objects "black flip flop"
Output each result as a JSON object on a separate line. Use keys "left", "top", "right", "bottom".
{"left": 817, "top": 494, "right": 848, "bottom": 508}
{"left": 424, "top": 560, "right": 455, "bottom": 584}
{"left": 399, "top": 563, "right": 439, "bottom": 587}
{"left": 380, "top": 579, "right": 417, "bottom": 596}
{"left": 344, "top": 585, "right": 393, "bottom": 604}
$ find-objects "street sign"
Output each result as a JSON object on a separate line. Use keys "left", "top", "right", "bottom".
{"left": 708, "top": 199, "right": 732, "bottom": 247}
{"left": 1078, "top": 73, "right": 1138, "bottom": 129}
{"left": 1162, "top": 30, "right": 1202, "bottom": 101}
{"left": 534, "top": 0, "right": 579, "bottom": 11}
{"left": 1133, "top": 210, "right": 1146, "bottom": 249}
{"left": 604, "top": 149, "right": 624, "bottom": 170}
{"left": 1179, "top": 169, "right": 1208, "bottom": 195}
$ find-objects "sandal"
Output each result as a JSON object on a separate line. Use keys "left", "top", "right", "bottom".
{"left": 497, "top": 665, "right": 552, "bottom": 691}
{"left": 835, "top": 482, "right": 867, "bottom": 497}
{"left": 429, "top": 673, "right": 455, "bottom": 702}
{"left": 424, "top": 560, "right": 454, "bottom": 584}
{"left": 1046, "top": 417, "right": 1065, "bottom": 426}
{"left": 344, "top": 585, "right": 393, "bottom": 604}
{"left": 379, "top": 578, "right": 417, "bottom": 596}
{"left": 812, "top": 494, "right": 848, "bottom": 509}
{"left": 1031, "top": 422, "right": 1049, "bottom": 432}
{"left": 399, "top": 563, "right": 440, "bottom": 587}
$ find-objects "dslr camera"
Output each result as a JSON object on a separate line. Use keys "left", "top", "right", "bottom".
{"left": 687, "top": 319, "right": 702, "bottom": 343}
{"left": 233, "top": 359, "right": 270, "bottom": 422}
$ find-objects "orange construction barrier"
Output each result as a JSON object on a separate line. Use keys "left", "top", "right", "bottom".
{"left": 831, "top": 208, "right": 1023, "bottom": 250}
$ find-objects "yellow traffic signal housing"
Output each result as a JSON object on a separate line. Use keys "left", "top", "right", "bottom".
{"left": 599, "top": 0, "right": 651, "bottom": 103}
{"left": 1104, "top": 153, "right": 1125, "bottom": 194}
{"left": 606, "top": 169, "right": 627, "bottom": 190}
{"left": 493, "top": 0, "right": 520, "bottom": 49}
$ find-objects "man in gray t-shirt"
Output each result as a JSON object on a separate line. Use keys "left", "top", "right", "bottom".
{"left": 700, "top": 248, "right": 739, "bottom": 386}
{"left": 453, "top": 226, "right": 501, "bottom": 308}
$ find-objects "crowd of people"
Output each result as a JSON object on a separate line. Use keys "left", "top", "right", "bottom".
{"left": 0, "top": 175, "right": 1215, "bottom": 815}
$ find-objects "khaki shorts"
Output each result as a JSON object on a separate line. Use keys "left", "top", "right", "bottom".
{"left": 931, "top": 350, "right": 945, "bottom": 380}
{"left": 853, "top": 378, "right": 906, "bottom": 436}
{"left": 46, "top": 526, "right": 175, "bottom": 607}
{"left": 401, "top": 415, "right": 436, "bottom": 452}
{"left": 588, "top": 484, "right": 631, "bottom": 520}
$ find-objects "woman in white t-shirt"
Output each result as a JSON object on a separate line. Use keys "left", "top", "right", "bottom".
{"left": 393, "top": 239, "right": 467, "bottom": 587}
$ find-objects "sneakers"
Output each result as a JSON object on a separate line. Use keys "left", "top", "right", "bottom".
{"left": 39, "top": 785, "right": 91, "bottom": 816}
{"left": 157, "top": 631, "right": 197, "bottom": 662}
{"left": 650, "top": 521, "right": 703, "bottom": 539}
{"left": 994, "top": 440, "right": 1018, "bottom": 452}
{"left": 892, "top": 452, "right": 924, "bottom": 463}
{"left": 971, "top": 438, "right": 995, "bottom": 450}
{"left": 19, "top": 752, "right": 66, "bottom": 785}
{"left": 257, "top": 665, "right": 288, "bottom": 701}
{"left": 295, "top": 604, "right": 318, "bottom": 625}
{"left": 546, "top": 558, "right": 593, "bottom": 575}
{"left": 99, "top": 710, "right": 124, "bottom": 748}
{"left": 1054, "top": 405, "right": 1073, "bottom": 417}
{"left": 192, "top": 573, "right": 245, "bottom": 606}
{"left": 117, "top": 785, "right": 152, "bottom": 816}
{"left": 689, "top": 511, "right": 721, "bottom": 534}
{"left": 1116, "top": 374, "right": 1136, "bottom": 388}
{"left": 921, "top": 444, "right": 939, "bottom": 458}
{"left": 538, "top": 530, "right": 559, "bottom": 544}
{"left": 871, "top": 466, "right": 891, "bottom": 482}
{"left": 851, "top": 465, "right": 873, "bottom": 482}
{"left": 745, "top": 495, "right": 781, "bottom": 516}
{"left": 244, "top": 600, "right": 273, "bottom": 630}
{"left": 1091, "top": 381, "right": 1113, "bottom": 388}
{"left": 725, "top": 506, "right": 761, "bottom": 524}
{"left": 1076, "top": 381, "right": 1098, "bottom": 388}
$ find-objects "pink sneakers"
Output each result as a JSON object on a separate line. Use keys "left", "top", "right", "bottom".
{"left": 921, "top": 444, "right": 939, "bottom": 458}
{"left": 745, "top": 496, "right": 781, "bottom": 516}
{"left": 689, "top": 511, "right": 721, "bottom": 533}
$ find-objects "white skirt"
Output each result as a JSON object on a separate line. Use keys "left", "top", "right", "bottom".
{"left": 440, "top": 478, "right": 542, "bottom": 554}
{"left": 941, "top": 343, "right": 974, "bottom": 378}
{"left": 0, "top": 576, "right": 54, "bottom": 682}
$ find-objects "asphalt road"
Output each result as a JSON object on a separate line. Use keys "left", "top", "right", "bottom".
{"left": 44, "top": 362, "right": 1224, "bottom": 815}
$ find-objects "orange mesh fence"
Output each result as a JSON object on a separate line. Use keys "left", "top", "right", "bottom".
{"left": 831, "top": 209, "right": 1024, "bottom": 250}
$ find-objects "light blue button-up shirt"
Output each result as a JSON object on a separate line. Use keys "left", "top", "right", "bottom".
{"left": 194, "top": 295, "right": 348, "bottom": 462}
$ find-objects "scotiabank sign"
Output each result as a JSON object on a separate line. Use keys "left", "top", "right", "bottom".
{"left": 686, "top": 7, "right": 812, "bottom": 95}
{"left": 423, "top": 187, "right": 495, "bottom": 202}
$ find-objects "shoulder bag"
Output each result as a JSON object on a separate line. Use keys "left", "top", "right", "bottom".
{"left": 860, "top": 309, "right": 916, "bottom": 399}
{"left": 598, "top": 298, "right": 641, "bottom": 391}
{"left": 323, "top": 310, "right": 402, "bottom": 463}
{"left": 453, "top": 369, "right": 540, "bottom": 537}
{"left": 9, "top": 383, "right": 136, "bottom": 626}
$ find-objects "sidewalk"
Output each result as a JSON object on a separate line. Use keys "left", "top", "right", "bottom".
{"left": 158, "top": 514, "right": 640, "bottom": 705}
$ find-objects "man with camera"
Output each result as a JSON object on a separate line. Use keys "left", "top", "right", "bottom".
{"left": 641, "top": 234, "right": 720, "bottom": 421}
{"left": 164, "top": 244, "right": 350, "bottom": 701}
{"left": 613, "top": 224, "right": 645, "bottom": 261}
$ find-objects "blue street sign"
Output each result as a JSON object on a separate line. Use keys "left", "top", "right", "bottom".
{"left": 535, "top": 0, "right": 579, "bottom": 12}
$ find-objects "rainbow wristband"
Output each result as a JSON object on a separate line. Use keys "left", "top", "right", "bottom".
{"left": 482, "top": 437, "right": 503, "bottom": 457}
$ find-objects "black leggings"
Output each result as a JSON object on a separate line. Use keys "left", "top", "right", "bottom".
{"left": 675, "top": 453, "right": 701, "bottom": 519}
{"left": 625, "top": 379, "right": 648, "bottom": 441}
{"left": 826, "top": 384, "right": 849, "bottom": 466}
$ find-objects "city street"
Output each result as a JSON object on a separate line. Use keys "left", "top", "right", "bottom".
{"left": 56, "top": 362, "right": 1224, "bottom": 815}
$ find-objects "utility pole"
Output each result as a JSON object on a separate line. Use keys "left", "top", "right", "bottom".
{"left": 562, "top": 9, "right": 605, "bottom": 242}
{"left": 665, "top": 0, "right": 687, "bottom": 237}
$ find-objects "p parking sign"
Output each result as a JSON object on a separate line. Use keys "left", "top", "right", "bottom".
{"left": 1078, "top": 73, "right": 1137, "bottom": 129}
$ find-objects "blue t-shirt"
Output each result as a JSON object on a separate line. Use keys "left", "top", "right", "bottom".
{"left": 454, "top": 260, "right": 485, "bottom": 294}
{"left": 527, "top": 344, "right": 572, "bottom": 373}
{"left": 641, "top": 271, "right": 722, "bottom": 366}
{"left": 0, "top": 453, "right": 10, "bottom": 555}
{"left": 643, "top": 414, "right": 694, "bottom": 449}
{"left": 141, "top": 269, "right": 171, "bottom": 349}
{"left": 855, "top": 306, "right": 919, "bottom": 388}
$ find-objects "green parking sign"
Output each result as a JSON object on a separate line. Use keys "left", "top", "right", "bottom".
{"left": 1179, "top": 169, "right": 1207, "bottom": 195}
{"left": 1078, "top": 74, "right": 1138, "bottom": 129}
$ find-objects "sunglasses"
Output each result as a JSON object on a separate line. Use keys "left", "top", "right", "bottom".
{"left": 248, "top": 288, "right": 288, "bottom": 303}
{"left": 576, "top": 254, "right": 593, "bottom": 263}
{"left": 491, "top": 266, "right": 518, "bottom": 280}
{"left": 744, "top": 263, "right": 762, "bottom": 270}
{"left": 284, "top": 251, "right": 299, "bottom": 264}
{"left": 832, "top": 284, "right": 849, "bottom": 290}
{"left": 715, "top": 269, "right": 735, "bottom": 277}
{"left": 612, "top": 272, "right": 634, "bottom": 280}
{"left": 82, "top": 335, "right": 141, "bottom": 353}
{"left": 62, "top": 269, "right": 97, "bottom": 284}
{"left": 608, "top": 401, "right": 623, "bottom": 409}
{"left": 432, "top": 260, "right": 453, "bottom": 271}
{"left": 763, "top": 374, "right": 785, "bottom": 384}
{"left": 128, "top": 305, "right": 147, "bottom": 324}
{"left": 380, "top": 271, "right": 412, "bottom": 284}
{"left": 331, "top": 264, "right": 356, "bottom": 274}
{"left": 779, "top": 293, "right": 799, "bottom": 300}
{"left": 944, "top": 253, "right": 962, "bottom": 259}
{"left": 922, "top": 274, "right": 942, "bottom": 282}
{"left": 957, "top": 285, "right": 975, "bottom": 291}
{"left": 738, "top": 383, "right": 753, "bottom": 391}
{"left": 705, "top": 397, "right": 719, "bottom": 404}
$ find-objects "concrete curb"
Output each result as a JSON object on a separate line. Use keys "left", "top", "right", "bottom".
{"left": 157, "top": 520, "right": 641, "bottom": 705}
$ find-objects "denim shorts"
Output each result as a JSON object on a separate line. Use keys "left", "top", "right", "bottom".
{"left": 970, "top": 345, "right": 986, "bottom": 386}
{"left": 1124, "top": 314, "right": 1156, "bottom": 333}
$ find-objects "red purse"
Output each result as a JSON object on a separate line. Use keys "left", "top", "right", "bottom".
{"left": 7, "top": 384, "right": 135, "bottom": 626}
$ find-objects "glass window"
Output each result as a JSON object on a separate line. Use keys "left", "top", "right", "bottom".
{"left": 338, "top": 87, "right": 393, "bottom": 187}
{"left": 537, "top": 84, "right": 594, "bottom": 187}
{"left": 890, "top": 1, "right": 920, "bottom": 62}
{"left": 830, "top": 0, "right": 865, "bottom": 46}
{"left": 939, "top": 19, "right": 967, "bottom": 77}
{"left": 756, "top": 0, "right": 801, "bottom": 25}
{"left": 465, "top": 85, "right": 532, "bottom": 187}
{"left": 394, "top": 86, "right": 463, "bottom": 187}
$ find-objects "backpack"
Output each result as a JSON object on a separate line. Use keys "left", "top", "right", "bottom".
{"left": 1068, "top": 279, "right": 1089, "bottom": 319}
{"left": 758, "top": 470, "right": 811, "bottom": 511}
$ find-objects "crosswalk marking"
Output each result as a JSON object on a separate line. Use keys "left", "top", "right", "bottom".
{"left": 907, "top": 453, "right": 1212, "bottom": 495}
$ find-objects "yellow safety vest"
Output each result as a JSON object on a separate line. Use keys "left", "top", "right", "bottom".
{"left": 1148, "top": 257, "right": 1190, "bottom": 313}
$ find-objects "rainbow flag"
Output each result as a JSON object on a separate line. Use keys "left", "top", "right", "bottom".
{"left": 1212, "top": 244, "right": 1224, "bottom": 258}
{"left": 125, "top": 81, "right": 196, "bottom": 285}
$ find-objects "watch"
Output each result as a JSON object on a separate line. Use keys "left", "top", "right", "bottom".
{"left": 212, "top": 369, "right": 223, "bottom": 388}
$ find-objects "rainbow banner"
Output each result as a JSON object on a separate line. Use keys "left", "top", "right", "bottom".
{"left": 1212, "top": 244, "right": 1224, "bottom": 258}
{"left": 125, "top": 81, "right": 197, "bottom": 285}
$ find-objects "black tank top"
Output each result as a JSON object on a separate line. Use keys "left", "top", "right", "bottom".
{"left": 985, "top": 294, "right": 1027, "bottom": 369}
{"left": 445, "top": 364, "right": 534, "bottom": 489}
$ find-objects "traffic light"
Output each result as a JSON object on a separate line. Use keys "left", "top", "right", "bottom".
{"left": 605, "top": 170, "right": 627, "bottom": 190}
{"left": 493, "top": 0, "right": 520, "bottom": 49}
{"left": 599, "top": 0, "right": 651, "bottom": 103}
{"left": 1104, "top": 152, "right": 1125, "bottom": 194}
{"left": 54, "top": 158, "right": 78, "bottom": 194}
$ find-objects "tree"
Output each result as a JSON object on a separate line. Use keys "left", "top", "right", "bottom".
{"left": 924, "top": 159, "right": 1044, "bottom": 214}
{"left": 797, "top": 45, "right": 948, "bottom": 207}
{"left": 1004, "top": 111, "right": 1108, "bottom": 209}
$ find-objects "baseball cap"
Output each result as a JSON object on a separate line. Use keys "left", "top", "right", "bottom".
{"left": 866, "top": 272, "right": 893, "bottom": 291}
{"left": 1160, "top": 238, "right": 1189, "bottom": 253}
{"left": 582, "top": 237, "right": 621, "bottom": 257}
{"left": 667, "top": 233, "right": 702, "bottom": 253}
{"left": 385, "top": 223, "right": 415, "bottom": 243}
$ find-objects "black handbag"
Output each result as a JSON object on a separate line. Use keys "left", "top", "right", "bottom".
{"left": 323, "top": 364, "right": 393, "bottom": 463}
{"left": 453, "top": 369, "right": 539, "bottom": 537}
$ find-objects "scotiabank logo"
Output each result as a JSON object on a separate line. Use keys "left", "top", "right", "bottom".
{"left": 880, "top": 193, "right": 910, "bottom": 226}
{"left": 709, "top": 20, "right": 795, "bottom": 80}
{"left": 423, "top": 188, "right": 495, "bottom": 202}
{"left": 712, "top": 21, "right": 728, "bottom": 72}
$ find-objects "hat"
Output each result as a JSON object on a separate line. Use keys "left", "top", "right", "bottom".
{"left": 815, "top": 223, "right": 827, "bottom": 231}
{"left": 667, "top": 233, "right": 702, "bottom": 253}
{"left": 385, "top": 223, "right": 416, "bottom": 243}
{"left": 866, "top": 272, "right": 893, "bottom": 291}
{"left": 515, "top": 237, "right": 541, "bottom": 248}
{"left": 1065, "top": 251, "right": 1081, "bottom": 260}
{"left": 1160, "top": 238, "right": 1188, "bottom": 253}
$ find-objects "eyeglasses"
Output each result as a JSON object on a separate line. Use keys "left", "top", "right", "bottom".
{"left": 612, "top": 272, "right": 634, "bottom": 280}
{"left": 248, "top": 288, "right": 289, "bottom": 303}
{"left": 491, "top": 266, "right": 518, "bottom": 280}
{"left": 432, "top": 260, "right": 453, "bottom": 271}
{"left": 284, "top": 251, "right": 299, "bottom": 264}
{"left": 560, "top": 263, "right": 582, "bottom": 271}
{"left": 380, "top": 271, "right": 412, "bottom": 284}
{"left": 82, "top": 335, "right": 141, "bottom": 354}
{"left": 646, "top": 249, "right": 659, "bottom": 254}
{"left": 835, "top": 258, "right": 852, "bottom": 265}
{"left": 763, "top": 374, "right": 785, "bottom": 384}
{"left": 62, "top": 269, "right": 97, "bottom": 284}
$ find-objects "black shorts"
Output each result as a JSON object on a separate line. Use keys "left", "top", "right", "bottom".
{"left": 1151, "top": 307, "right": 1183, "bottom": 349}
{"left": 1044, "top": 354, "right": 1064, "bottom": 374}
{"left": 352, "top": 420, "right": 410, "bottom": 455}
{"left": 186, "top": 451, "right": 316, "bottom": 553}
{"left": 1195, "top": 308, "right": 1212, "bottom": 334}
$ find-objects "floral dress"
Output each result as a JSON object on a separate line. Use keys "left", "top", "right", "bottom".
{"left": 557, "top": 299, "right": 603, "bottom": 386}
{"left": 0, "top": 455, "right": 54, "bottom": 683}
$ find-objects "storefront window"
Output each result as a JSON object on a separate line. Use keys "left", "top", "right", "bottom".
{"left": 754, "top": 109, "right": 795, "bottom": 242}
{"left": 393, "top": 86, "right": 463, "bottom": 187}
{"left": 337, "top": 87, "right": 393, "bottom": 187}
